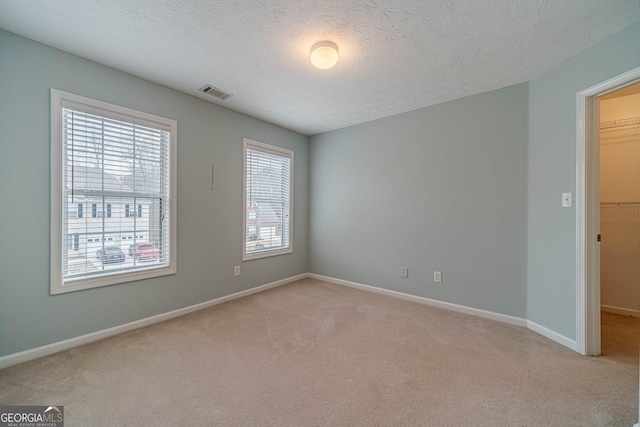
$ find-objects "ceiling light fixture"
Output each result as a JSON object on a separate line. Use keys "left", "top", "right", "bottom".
{"left": 310, "top": 41, "right": 339, "bottom": 70}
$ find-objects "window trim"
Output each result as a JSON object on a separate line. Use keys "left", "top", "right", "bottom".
{"left": 242, "top": 138, "right": 294, "bottom": 261}
{"left": 50, "top": 89, "right": 177, "bottom": 295}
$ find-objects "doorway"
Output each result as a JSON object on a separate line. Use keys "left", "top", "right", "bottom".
{"left": 576, "top": 66, "right": 640, "bottom": 356}
{"left": 598, "top": 82, "right": 640, "bottom": 358}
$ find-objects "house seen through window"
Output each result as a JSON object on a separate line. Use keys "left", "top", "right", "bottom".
{"left": 51, "top": 89, "right": 177, "bottom": 294}
{"left": 243, "top": 138, "right": 293, "bottom": 260}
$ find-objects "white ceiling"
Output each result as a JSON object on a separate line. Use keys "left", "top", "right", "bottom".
{"left": 0, "top": 1, "right": 638, "bottom": 135}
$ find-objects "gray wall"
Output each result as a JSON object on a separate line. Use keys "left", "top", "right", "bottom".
{"left": 527, "top": 21, "right": 640, "bottom": 339}
{"left": 309, "top": 84, "right": 529, "bottom": 317}
{"left": 3, "top": 19, "right": 639, "bottom": 359}
{"left": 0, "top": 29, "right": 309, "bottom": 357}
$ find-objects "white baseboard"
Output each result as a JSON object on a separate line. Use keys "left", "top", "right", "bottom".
{"left": 526, "top": 320, "right": 577, "bottom": 352}
{"left": 601, "top": 304, "right": 640, "bottom": 318}
{"left": 308, "top": 273, "right": 527, "bottom": 327}
{"left": 0, "top": 273, "right": 307, "bottom": 370}
{"left": 0, "top": 272, "right": 582, "bottom": 369}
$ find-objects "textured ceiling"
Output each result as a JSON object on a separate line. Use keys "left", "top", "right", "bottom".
{"left": 0, "top": 1, "right": 638, "bottom": 135}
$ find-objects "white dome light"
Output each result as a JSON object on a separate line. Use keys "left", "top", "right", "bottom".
{"left": 310, "top": 41, "right": 339, "bottom": 70}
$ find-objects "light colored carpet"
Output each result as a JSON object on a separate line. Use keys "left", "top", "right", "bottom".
{"left": 1, "top": 278, "right": 638, "bottom": 426}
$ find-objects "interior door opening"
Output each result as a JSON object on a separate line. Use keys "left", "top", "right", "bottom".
{"left": 598, "top": 82, "right": 640, "bottom": 359}
{"left": 576, "top": 66, "right": 640, "bottom": 357}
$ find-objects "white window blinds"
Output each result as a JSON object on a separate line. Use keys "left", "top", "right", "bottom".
{"left": 243, "top": 139, "right": 293, "bottom": 260}
{"left": 51, "top": 89, "right": 177, "bottom": 294}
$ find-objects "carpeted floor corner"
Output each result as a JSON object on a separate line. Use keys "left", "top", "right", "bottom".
{"left": 1, "top": 278, "right": 638, "bottom": 426}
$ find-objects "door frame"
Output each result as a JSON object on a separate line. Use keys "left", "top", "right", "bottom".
{"left": 576, "top": 66, "right": 640, "bottom": 356}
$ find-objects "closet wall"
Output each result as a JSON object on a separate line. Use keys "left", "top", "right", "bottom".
{"left": 600, "top": 90, "right": 640, "bottom": 316}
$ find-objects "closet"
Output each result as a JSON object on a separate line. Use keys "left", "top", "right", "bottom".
{"left": 600, "top": 86, "right": 640, "bottom": 318}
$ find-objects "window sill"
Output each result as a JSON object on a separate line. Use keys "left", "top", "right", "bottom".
{"left": 242, "top": 248, "right": 292, "bottom": 262}
{"left": 51, "top": 264, "right": 176, "bottom": 295}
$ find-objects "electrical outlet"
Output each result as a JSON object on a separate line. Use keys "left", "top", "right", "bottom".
{"left": 434, "top": 271, "right": 442, "bottom": 283}
{"left": 401, "top": 267, "right": 409, "bottom": 278}
{"left": 234, "top": 266, "right": 240, "bottom": 276}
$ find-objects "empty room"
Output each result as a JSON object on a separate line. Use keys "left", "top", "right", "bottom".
{"left": 1, "top": 1, "right": 640, "bottom": 425}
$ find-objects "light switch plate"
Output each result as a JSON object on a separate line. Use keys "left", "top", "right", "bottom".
{"left": 562, "top": 192, "right": 572, "bottom": 208}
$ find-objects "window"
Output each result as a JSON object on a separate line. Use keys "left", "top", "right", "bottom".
{"left": 51, "top": 89, "right": 177, "bottom": 294}
{"left": 124, "top": 203, "right": 142, "bottom": 218}
{"left": 66, "top": 234, "right": 79, "bottom": 251}
{"left": 68, "top": 202, "right": 83, "bottom": 219}
{"left": 91, "top": 203, "right": 104, "bottom": 218}
{"left": 243, "top": 138, "right": 293, "bottom": 260}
